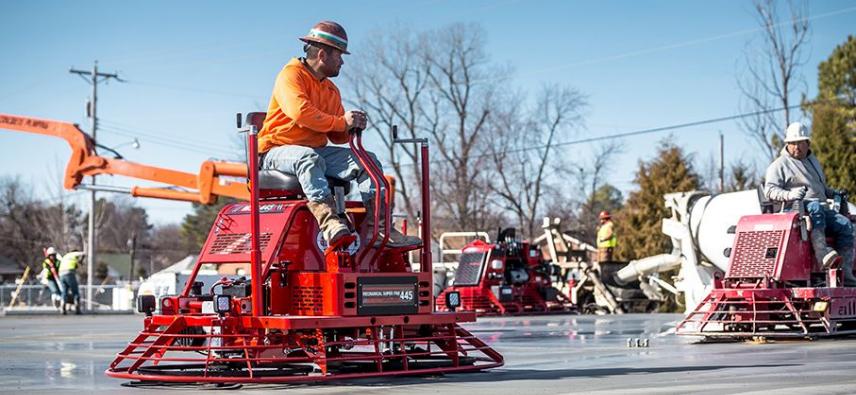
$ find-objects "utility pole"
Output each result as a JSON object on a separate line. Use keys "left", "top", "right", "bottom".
{"left": 719, "top": 131, "right": 725, "bottom": 193}
{"left": 69, "top": 61, "right": 123, "bottom": 312}
{"left": 128, "top": 232, "right": 137, "bottom": 282}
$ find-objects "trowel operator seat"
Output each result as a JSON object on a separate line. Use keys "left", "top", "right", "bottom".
{"left": 246, "top": 112, "right": 351, "bottom": 199}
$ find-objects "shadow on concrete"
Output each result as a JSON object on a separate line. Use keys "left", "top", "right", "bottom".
{"left": 230, "top": 363, "right": 799, "bottom": 390}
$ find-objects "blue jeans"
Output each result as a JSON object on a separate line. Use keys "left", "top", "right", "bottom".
{"left": 59, "top": 272, "right": 80, "bottom": 304}
{"left": 806, "top": 200, "right": 854, "bottom": 252}
{"left": 262, "top": 145, "right": 383, "bottom": 204}
{"left": 45, "top": 278, "right": 60, "bottom": 297}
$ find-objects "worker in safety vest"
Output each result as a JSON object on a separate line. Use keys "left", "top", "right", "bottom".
{"left": 596, "top": 211, "right": 617, "bottom": 262}
{"left": 39, "top": 246, "right": 62, "bottom": 309}
{"left": 58, "top": 251, "right": 84, "bottom": 314}
{"left": 257, "top": 21, "right": 420, "bottom": 250}
{"left": 764, "top": 122, "right": 855, "bottom": 286}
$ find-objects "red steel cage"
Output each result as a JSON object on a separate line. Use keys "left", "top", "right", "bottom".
{"left": 678, "top": 211, "right": 856, "bottom": 339}
{"left": 105, "top": 113, "right": 503, "bottom": 384}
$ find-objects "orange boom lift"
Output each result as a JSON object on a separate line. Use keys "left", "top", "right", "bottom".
{"left": 0, "top": 113, "right": 248, "bottom": 204}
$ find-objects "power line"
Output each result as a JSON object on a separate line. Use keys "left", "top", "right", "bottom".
{"left": 547, "top": 105, "right": 800, "bottom": 149}
{"left": 100, "top": 118, "right": 237, "bottom": 151}
{"left": 393, "top": 105, "right": 800, "bottom": 167}
{"left": 98, "top": 120, "right": 239, "bottom": 156}
{"left": 99, "top": 120, "right": 237, "bottom": 156}
{"left": 124, "top": 79, "right": 267, "bottom": 100}
{"left": 525, "top": 5, "right": 856, "bottom": 76}
{"left": 100, "top": 127, "right": 239, "bottom": 159}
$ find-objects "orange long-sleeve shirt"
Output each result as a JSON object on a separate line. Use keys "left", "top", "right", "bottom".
{"left": 258, "top": 58, "right": 349, "bottom": 153}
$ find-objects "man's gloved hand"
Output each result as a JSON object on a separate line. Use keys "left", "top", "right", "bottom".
{"left": 787, "top": 186, "right": 808, "bottom": 201}
{"left": 344, "top": 110, "right": 367, "bottom": 130}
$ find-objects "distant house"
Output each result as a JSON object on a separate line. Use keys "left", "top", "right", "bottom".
{"left": 0, "top": 255, "right": 25, "bottom": 284}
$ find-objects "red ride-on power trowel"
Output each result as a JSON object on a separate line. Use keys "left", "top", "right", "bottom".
{"left": 435, "top": 228, "right": 576, "bottom": 316}
{"left": 105, "top": 113, "right": 503, "bottom": 385}
{"left": 678, "top": 197, "right": 856, "bottom": 340}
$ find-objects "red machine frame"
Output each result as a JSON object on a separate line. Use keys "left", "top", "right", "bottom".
{"left": 435, "top": 234, "right": 575, "bottom": 316}
{"left": 104, "top": 115, "right": 503, "bottom": 383}
{"left": 678, "top": 210, "right": 856, "bottom": 339}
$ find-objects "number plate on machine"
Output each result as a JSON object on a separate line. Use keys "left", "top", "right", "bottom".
{"left": 357, "top": 276, "right": 418, "bottom": 315}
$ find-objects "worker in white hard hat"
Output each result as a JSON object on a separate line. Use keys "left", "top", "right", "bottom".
{"left": 39, "top": 246, "right": 62, "bottom": 310}
{"left": 764, "top": 122, "right": 855, "bottom": 286}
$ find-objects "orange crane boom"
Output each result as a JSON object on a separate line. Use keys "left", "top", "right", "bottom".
{"left": 0, "top": 113, "right": 249, "bottom": 204}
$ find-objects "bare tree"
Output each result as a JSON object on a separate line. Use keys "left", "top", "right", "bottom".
{"left": 585, "top": 140, "right": 624, "bottom": 200}
{"left": 487, "top": 85, "right": 587, "bottom": 238}
{"left": 347, "top": 23, "right": 512, "bottom": 236}
{"left": 148, "top": 223, "right": 194, "bottom": 270}
{"left": 0, "top": 177, "right": 45, "bottom": 269}
{"left": 738, "top": 0, "right": 810, "bottom": 161}
{"left": 420, "top": 24, "right": 513, "bottom": 234}
{"left": 38, "top": 158, "right": 86, "bottom": 252}
{"left": 95, "top": 196, "right": 152, "bottom": 253}
{"left": 556, "top": 140, "right": 624, "bottom": 243}
{"left": 0, "top": 177, "right": 88, "bottom": 273}
{"left": 345, "top": 26, "right": 431, "bottom": 222}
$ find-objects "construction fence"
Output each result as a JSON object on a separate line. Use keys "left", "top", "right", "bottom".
{"left": 1, "top": 284, "right": 137, "bottom": 313}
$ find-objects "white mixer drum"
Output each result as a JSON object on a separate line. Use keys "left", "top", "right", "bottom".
{"left": 689, "top": 189, "right": 764, "bottom": 271}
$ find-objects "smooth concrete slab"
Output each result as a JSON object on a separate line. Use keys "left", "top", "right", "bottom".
{"left": 1, "top": 313, "right": 855, "bottom": 394}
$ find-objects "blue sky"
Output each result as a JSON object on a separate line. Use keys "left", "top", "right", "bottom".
{"left": 1, "top": 0, "right": 854, "bottom": 225}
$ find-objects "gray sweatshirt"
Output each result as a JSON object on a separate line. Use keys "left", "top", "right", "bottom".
{"left": 764, "top": 147, "right": 833, "bottom": 202}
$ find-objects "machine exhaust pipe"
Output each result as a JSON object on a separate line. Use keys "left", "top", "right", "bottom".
{"left": 614, "top": 254, "right": 681, "bottom": 286}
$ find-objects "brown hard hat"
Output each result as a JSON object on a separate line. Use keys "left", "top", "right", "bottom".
{"left": 599, "top": 210, "right": 611, "bottom": 219}
{"left": 300, "top": 21, "right": 350, "bottom": 54}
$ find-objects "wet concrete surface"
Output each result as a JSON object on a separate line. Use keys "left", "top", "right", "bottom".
{"left": 1, "top": 313, "right": 855, "bottom": 394}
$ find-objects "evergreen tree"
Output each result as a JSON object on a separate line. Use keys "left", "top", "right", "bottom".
{"left": 615, "top": 140, "right": 702, "bottom": 261}
{"left": 806, "top": 35, "right": 856, "bottom": 196}
{"left": 725, "top": 160, "right": 759, "bottom": 192}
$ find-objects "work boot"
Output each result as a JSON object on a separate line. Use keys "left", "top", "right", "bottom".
{"left": 363, "top": 202, "right": 422, "bottom": 249}
{"left": 811, "top": 228, "right": 842, "bottom": 270}
{"left": 74, "top": 302, "right": 82, "bottom": 315}
{"left": 61, "top": 302, "right": 67, "bottom": 315}
{"left": 841, "top": 246, "right": 856, "bottom": 287}
{"left": 307, "top": 197, "right": 351, "bottom": 246}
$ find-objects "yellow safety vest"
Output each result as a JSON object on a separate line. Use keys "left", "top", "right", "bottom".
{"left": 59, "top": 252, "right": 83, "bottom": 273}
{"left": 42, "top": 258, "right": 59, "bottom": 279}
{"left": 597, "top": 221, "right": 617, "bottom": 249}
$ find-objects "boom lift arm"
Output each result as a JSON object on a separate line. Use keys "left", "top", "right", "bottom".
{"left": 0, "top": 113, "right": 249, "bottom": 204}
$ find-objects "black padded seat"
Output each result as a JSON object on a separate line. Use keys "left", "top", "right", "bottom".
{"left": 258, "top": 170, "right": 352, "bottom": 197}
{"left": 259, "top": 170, "right": 302, "bottom": 191}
